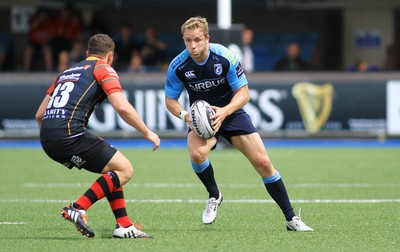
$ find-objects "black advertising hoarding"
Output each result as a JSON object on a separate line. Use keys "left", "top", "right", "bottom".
{"left": 0, "top": 83, "right": 48, "bottom": 134}
{"left": 0, "top": 75, "right": 390, "bottom": 137}
{"left": 239, "top": 80, "right": 384, "bottom": 133}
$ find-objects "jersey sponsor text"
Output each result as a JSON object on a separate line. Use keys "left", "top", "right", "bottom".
{"left": 187, "top": 78, "right": 226, "bottom": 92}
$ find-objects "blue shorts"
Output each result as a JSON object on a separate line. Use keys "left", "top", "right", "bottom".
{"left": 216, "top": 108, "right": 257, "bottom": 143}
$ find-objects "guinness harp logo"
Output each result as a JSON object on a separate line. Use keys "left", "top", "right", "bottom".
{"left": 292, "top": 82, "right": 334, "bottom": 133}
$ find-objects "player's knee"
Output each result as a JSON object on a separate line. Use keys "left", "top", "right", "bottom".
{"left": 125, "top": 165, "right": 134, "bottom": 181}
{"left": 127, "top": 165, "right": 134, "bottom": 178}
{"left": 116, "top": 165, "right": 134, "bottom": 185}
{"left": 190, "top": 149, "right": 207, "bottom": 164}
{"left": 252, "top": 158, "right": 275, "bottom": 178}
{"left": 258, "top": 157, "right": 273, "bottom": 170}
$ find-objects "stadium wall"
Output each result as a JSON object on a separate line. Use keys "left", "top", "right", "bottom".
{"left": 1, "top": 72, "right": 400, "bottom": 139}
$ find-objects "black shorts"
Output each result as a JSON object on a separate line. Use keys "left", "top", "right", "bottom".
{"left": 40, "top": 131, "right": 117, "bottom": 173}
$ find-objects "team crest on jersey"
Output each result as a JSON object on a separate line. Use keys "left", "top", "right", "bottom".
{"left": 214, "top": 63, "right": 222, "bottom": 75}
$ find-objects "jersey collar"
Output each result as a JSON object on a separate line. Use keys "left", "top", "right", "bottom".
{"left": 86, "top": 56, "right": 100, "bottom": 61}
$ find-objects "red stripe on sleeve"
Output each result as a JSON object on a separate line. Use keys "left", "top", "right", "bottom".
{"left": 93, "top": 61, "right": 123, "bottom": 95}
{"left": 46, "top": 77, "right": 59, "bottom": 95}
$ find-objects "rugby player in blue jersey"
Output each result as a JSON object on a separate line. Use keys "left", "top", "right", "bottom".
{"left": 164, "top": 16, "right": 312, "bottom": 231}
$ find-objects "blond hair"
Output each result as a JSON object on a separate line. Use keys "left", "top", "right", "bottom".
{"left": 87, "top": 33, "right": 115, "bottom": 56}
{"left": 181, "top": 16, "right": 209, "bottom": 36}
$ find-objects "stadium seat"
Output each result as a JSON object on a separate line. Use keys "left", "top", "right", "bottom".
{"left": 0, "top": 33, "right": 11, "bottom": 51}
{"left": 300, "top": 43, "right": 315, "bottom": 61}
{"left": 278, "top": 32, "right": 301, "bottom": 44}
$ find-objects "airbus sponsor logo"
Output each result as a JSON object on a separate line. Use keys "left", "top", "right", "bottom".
{"left": 187, "top": 78, "right": 226, "bottom": 92}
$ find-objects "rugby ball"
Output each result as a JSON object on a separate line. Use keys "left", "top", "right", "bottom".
{"left": 190, "top": 100, "right": 216, "bottom": 139}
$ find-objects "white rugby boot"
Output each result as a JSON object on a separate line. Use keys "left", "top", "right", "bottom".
{"left": 202, "top": 192, "right": 223, "bottom": 224}
{"left": 113, "top": 223, "right": 153, "bottom": 238}
{"left": 286, "top": 208, "right": 313, "bottom": 232}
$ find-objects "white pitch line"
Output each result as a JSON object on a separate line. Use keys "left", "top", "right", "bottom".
{"left": 23, "top": 182, "right": 400, "bottom": 188}
{"left": 1, "top": 199, "right": 399, "bottom": 204}
{"left": 0, "top": 222, "right": 27, "bottom": 225}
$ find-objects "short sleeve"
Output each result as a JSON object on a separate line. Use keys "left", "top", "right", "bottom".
{"left": 93, "top": 61, "right": 123, "bottom": 95}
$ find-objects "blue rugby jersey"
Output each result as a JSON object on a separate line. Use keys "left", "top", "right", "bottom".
{"left": 165, "top": 43, "right": 248, "bottom": 107}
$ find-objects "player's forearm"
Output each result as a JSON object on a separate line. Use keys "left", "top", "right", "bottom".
{"left": 35, "top": 94, "right": 51, "bottom": 128}
{"left": 165, "top": 96, "right": 184, "bottom": 119}
{"left": 225, "top": 86, "right": 250, "bottom": 115}
{"left": 118, "top": 106, "right": 152, "bottom": 135}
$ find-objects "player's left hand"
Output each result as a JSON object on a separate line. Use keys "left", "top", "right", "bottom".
{"left": 210, "top": 106, "right": 228, "bottom": 132}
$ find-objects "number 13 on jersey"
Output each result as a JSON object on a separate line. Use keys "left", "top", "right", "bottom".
{"left": 47, "top": 82, "right": 75, "bottom": 109}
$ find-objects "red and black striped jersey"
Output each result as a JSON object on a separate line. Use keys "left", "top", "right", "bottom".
{"left": 40, "top": 57, "right": 122, "bottom": 139}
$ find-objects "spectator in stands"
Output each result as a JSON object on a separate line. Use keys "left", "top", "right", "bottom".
{"left": 57, "top": 39, "right": 86, "bottom": 72}
{"left": 0, "top": 34, "right": 12, "bottom": 71}
{"left": 81, "top": 10, "right": 108, "bottom": 42}
{"left": 52, "top": 5, "right": 83, "bottom": 69}
{"left": 347, "top": 59, "right": 378, "bottom": 72}
{"left": 273, "top": 42, "right": 309, "bottom": 71}
{"left": 141, "top": 26, "right": 167, "bottom": 71}
{"left": 23, "top": 8, "right": 55, "bottom": 71}
{"left": 383, "top": 45, "right": 399, "bottom": 71}
{"left": 127, "top": 51, "right": 147, "bottom": 73}
{"left": 0, "top": 46, "right": 6, "bottom": 70}
{"left": 113, "top": 23, "right": 142, "bottom": 71}
{"left": 242, "top": 28, "right": 254, "bottom": 73}
{"left": 355, "top": 60, "right": 368, "bottom": 72}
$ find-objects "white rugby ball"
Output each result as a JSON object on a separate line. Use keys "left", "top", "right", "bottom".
{"left": 190, "top": 100, "right": 216, "bottom": 139}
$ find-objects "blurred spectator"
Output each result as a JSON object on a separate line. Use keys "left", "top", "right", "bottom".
{"left": 0, "top": 46, "right": 6, "bottom": 70}
{"left": 347, "top": 59, "right": 378, "bottom": 72}
{"left": 23, "top": 8, "right": 55, "bottom": 71}
{"left": 273, "top": 42, "right": 310, "bottom": 71}
{"left": 141, "top": 26, "right": 167, "bottom": 71}
{"left": 81, "top": 10, "right": 108, "bottom": 42}
{"left": 242, "top": 28, "right": 254, "bottom": 73}
{"left": 0, "top": 33, "right": 12, "bottom": 71}
{"left": 57, "top": 39, "right": 86, "bottom": 72}
{"left": 52, "top": 5, "right": 83, "bottom": 69}
{"left": 127, "top": 51, "right": 147, "bottom": 73}
{"left": 113, "top": 23, "right": 141, "bottom": 71}
{"left": 383, "top": 43, "right": 400, "bottom": 71}
{"left": 353, "top": 60, "right": 368, "bottom": 72}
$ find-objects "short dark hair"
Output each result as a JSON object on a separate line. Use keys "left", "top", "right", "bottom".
{"left": 87, "top": 34, "right": 115, "bottom": 56}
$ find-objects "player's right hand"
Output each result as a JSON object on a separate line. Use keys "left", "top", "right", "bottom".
{"left": 145, "top": 131, "right": 161, "bottom": 151}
